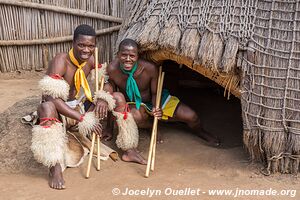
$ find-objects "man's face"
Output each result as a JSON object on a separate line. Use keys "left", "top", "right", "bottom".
{"left": 118, "top": 45, "right": 138, "bottom": 71}
{"left": 73, "top": 34, "right": 96, "bottom": 62}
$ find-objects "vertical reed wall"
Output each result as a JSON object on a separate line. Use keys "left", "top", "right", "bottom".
{"left": 0, "top": 0, "right": 124, "bottom": 72}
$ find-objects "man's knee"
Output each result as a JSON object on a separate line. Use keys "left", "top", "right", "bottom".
{"left": 188, "top": 111, "right": 199, "bottom": 123}
{"left": 175, "top": 104, "right": 199, "bottom": 123}
{"left": 131, "top": 107, "right": 149, "bottom": 125}
{"left": 113, "top": 92, "right": 127, "bottom": 112}
{"left": 104, "top": 83, "right": 113, "bottom": 94}
{"left": 113, "top": 92, "right": 126, "bottom": 104}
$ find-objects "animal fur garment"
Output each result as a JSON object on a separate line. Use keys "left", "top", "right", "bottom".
{"left": 78, "top": 112, "right": 99, "bottom": 137}
{"left": 39, "top": 75, "right": 70, "bottom": 101}
{"left": 31, "top": 123, "right": 67, "bottom": 168}
{"left": 63, "top": 132, "right": 89, "bottom": 170}
{"left": 90, "top": 63, "right": 109, "bottom": 82}
{"left": 94, "top": 90, "right": 116, "bottom": 111}
{"left": 113, "top": 111, "right": 139, "bottom": 151}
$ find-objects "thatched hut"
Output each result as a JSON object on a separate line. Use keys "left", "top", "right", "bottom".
{"left": 117, "top": 0, "right": 300, "bottom": 174}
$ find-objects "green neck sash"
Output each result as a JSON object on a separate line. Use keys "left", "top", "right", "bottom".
{"left": 120, "top": 62, "right": 142, "bottom": 109}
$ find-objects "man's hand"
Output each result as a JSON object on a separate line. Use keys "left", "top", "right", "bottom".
{"left": 92, "top": 123, "right": 103, "bottom": 138}
{"left": 94, "top": 99, "right": 108, "bottom": 119}
{"left": 152, "top": 108, "right": 162, "bottom": 119}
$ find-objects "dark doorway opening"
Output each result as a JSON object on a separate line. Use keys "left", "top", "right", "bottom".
{"left": 162, "top": 60, "right": 243, "bottom": 148}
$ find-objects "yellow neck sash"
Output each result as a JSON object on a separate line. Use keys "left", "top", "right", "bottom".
{"left": 68, "top": 48, "right": 92, "bottom": 102}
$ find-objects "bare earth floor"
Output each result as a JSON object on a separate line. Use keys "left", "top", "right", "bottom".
{"left": 0, "top": 71, "right": 298, "bottom": 200}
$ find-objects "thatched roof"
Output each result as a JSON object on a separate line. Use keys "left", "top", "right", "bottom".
{"left": 119, "top": 0, "right": 300, "bottom": 174}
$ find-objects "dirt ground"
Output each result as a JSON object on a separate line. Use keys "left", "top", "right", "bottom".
{"left": 0, "top": 70, "right": 299, "bottom": 200}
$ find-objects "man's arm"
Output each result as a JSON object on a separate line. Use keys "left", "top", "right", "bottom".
{"left": 43, "top": 54, "right": 81, "bottom": 121}
{"left": 46, "top": 53, "right": 67, "bottom": 77}
{"left": 150, "top": 64, "right": 159, "bottom": 108}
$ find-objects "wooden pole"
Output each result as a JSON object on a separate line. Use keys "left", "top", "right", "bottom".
{"left": 86, "top": 133, "right": 96, "bottom": 178}
{"left": 151, "top": 67, "right": 163, "bottom": 171}
{"left": 0, "top": 0, "right": 123, "bottom": 23}
{"left": 145, "top": 67, "right": 164, "bottom": 177}
{"left": 95, "top": 49, "right": 100, "bottom": 171}
{"left": 86, "top": 48, "right": 100, "bottom": 178}
{"left": 97, "top": 76, "right": 105, "bottom": 171}
{"left": 0, "top": 25, "right": 121, "bottom": 46}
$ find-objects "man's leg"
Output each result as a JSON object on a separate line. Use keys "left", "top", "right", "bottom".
{"left": 113, "top": 92, "right": 147, "bottom": 165}
{"left": 130, "top": 105, "right": 164, "bottom": 143}
{"left": 172, "top": 102, "right": 220, "bottom": 147}
{"left": 37, "top": 101, "right": 66, "bottom": 189}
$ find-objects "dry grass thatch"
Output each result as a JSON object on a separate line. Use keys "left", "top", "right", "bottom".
{"left": 119, "top": 0, "right": 300, "bottom": 174}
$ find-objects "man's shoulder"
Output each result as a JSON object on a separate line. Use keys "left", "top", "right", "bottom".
{"left": 107, "top": 59, "right": 120, "bottom": 72}
{"left": 50, "top": 53, "right": 68, "bottom": 66}
{"left": 47, "top": 53, "right": 68, "bottom": 74}
{"left": 139, "top": 59, "right": 156, "bottom": 71}
{"left": 53, "top": 52, "right": 68, "bottom": 61}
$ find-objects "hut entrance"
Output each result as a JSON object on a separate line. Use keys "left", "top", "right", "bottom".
{"left": 162, "top": 60, "right": 243, "bottom": 148}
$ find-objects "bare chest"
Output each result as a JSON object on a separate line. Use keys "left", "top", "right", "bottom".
{"left": 64, "top": 65, "right": 91, "bottom": 85}
{"left": 113, "top": 72, "right": 151, "bottom": 94}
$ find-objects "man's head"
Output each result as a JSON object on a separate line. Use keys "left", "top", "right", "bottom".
{"left": 118, "top": 38, "right": 139, "bottom": 71}
{"left": 72, "top": 24, "right": 96, "bottom": 62}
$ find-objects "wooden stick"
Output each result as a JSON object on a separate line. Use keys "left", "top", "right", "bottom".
{"left": 86, "top": 48, "right": 100, "bottom": 178}
{"left": 97, "top": 135, "right": 101, "bottom": 171}
{"left": 147, "top": 72, "right": 164, "bottom": 176}
{"left": 145, "top": 67, "right": 164, "bottom": 178}
{"left": 151, "top": 67, "right": 163, "bottom": 171}
{"left": 86, "top": 133, "right": 96, "bottom": 178}
{"left": 151, "top": 72, "right": 164, "bottom": 172}
{"left": 0, "top": 25, "right": 121, "bottom": 46}
{"left": 151, "top": 125, "right": 158, "bottom": 171}
{"left": 97, "top": 76, "right": 105, "bottom": 171}
{"left": 95, "top": 49, "right": 100, "bottom": 171}
{"left": 0, "top": 0, "right": 123, "bottom": 23}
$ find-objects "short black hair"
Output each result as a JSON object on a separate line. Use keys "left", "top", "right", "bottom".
{"left": 118, "top": 38, "right": 138, "bottom": 52}
{"left": 73, "top": 24, "right": 96, "bottom": 41}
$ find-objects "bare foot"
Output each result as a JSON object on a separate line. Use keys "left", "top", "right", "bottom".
{"left": 196, "top": 129, "right": 220, "bottom": 147}
{"left": 48, "top": 163, "right": 65, "bottom": 190}
{"left": 122, "top": 149, "right": 147, "bottom": 165}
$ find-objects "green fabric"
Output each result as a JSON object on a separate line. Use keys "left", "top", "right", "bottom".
{"left": 120, "top": 62, "right": 142, "bottom": 109}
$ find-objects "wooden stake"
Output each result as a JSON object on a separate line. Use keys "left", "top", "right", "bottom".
{"left": 151, "top": 67, "right": 163, "bottom": 171}
{"left": 86, "top": 48, "right": 100, "bottom": 178}
{"left": 86, "top": 133, "right": 96, "bottom": 178}
{"left": 145, "top": 67, "right": 164, "bottom": 177}
{"left": 97, "top": 135, "right": 101, "bottom": 171}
